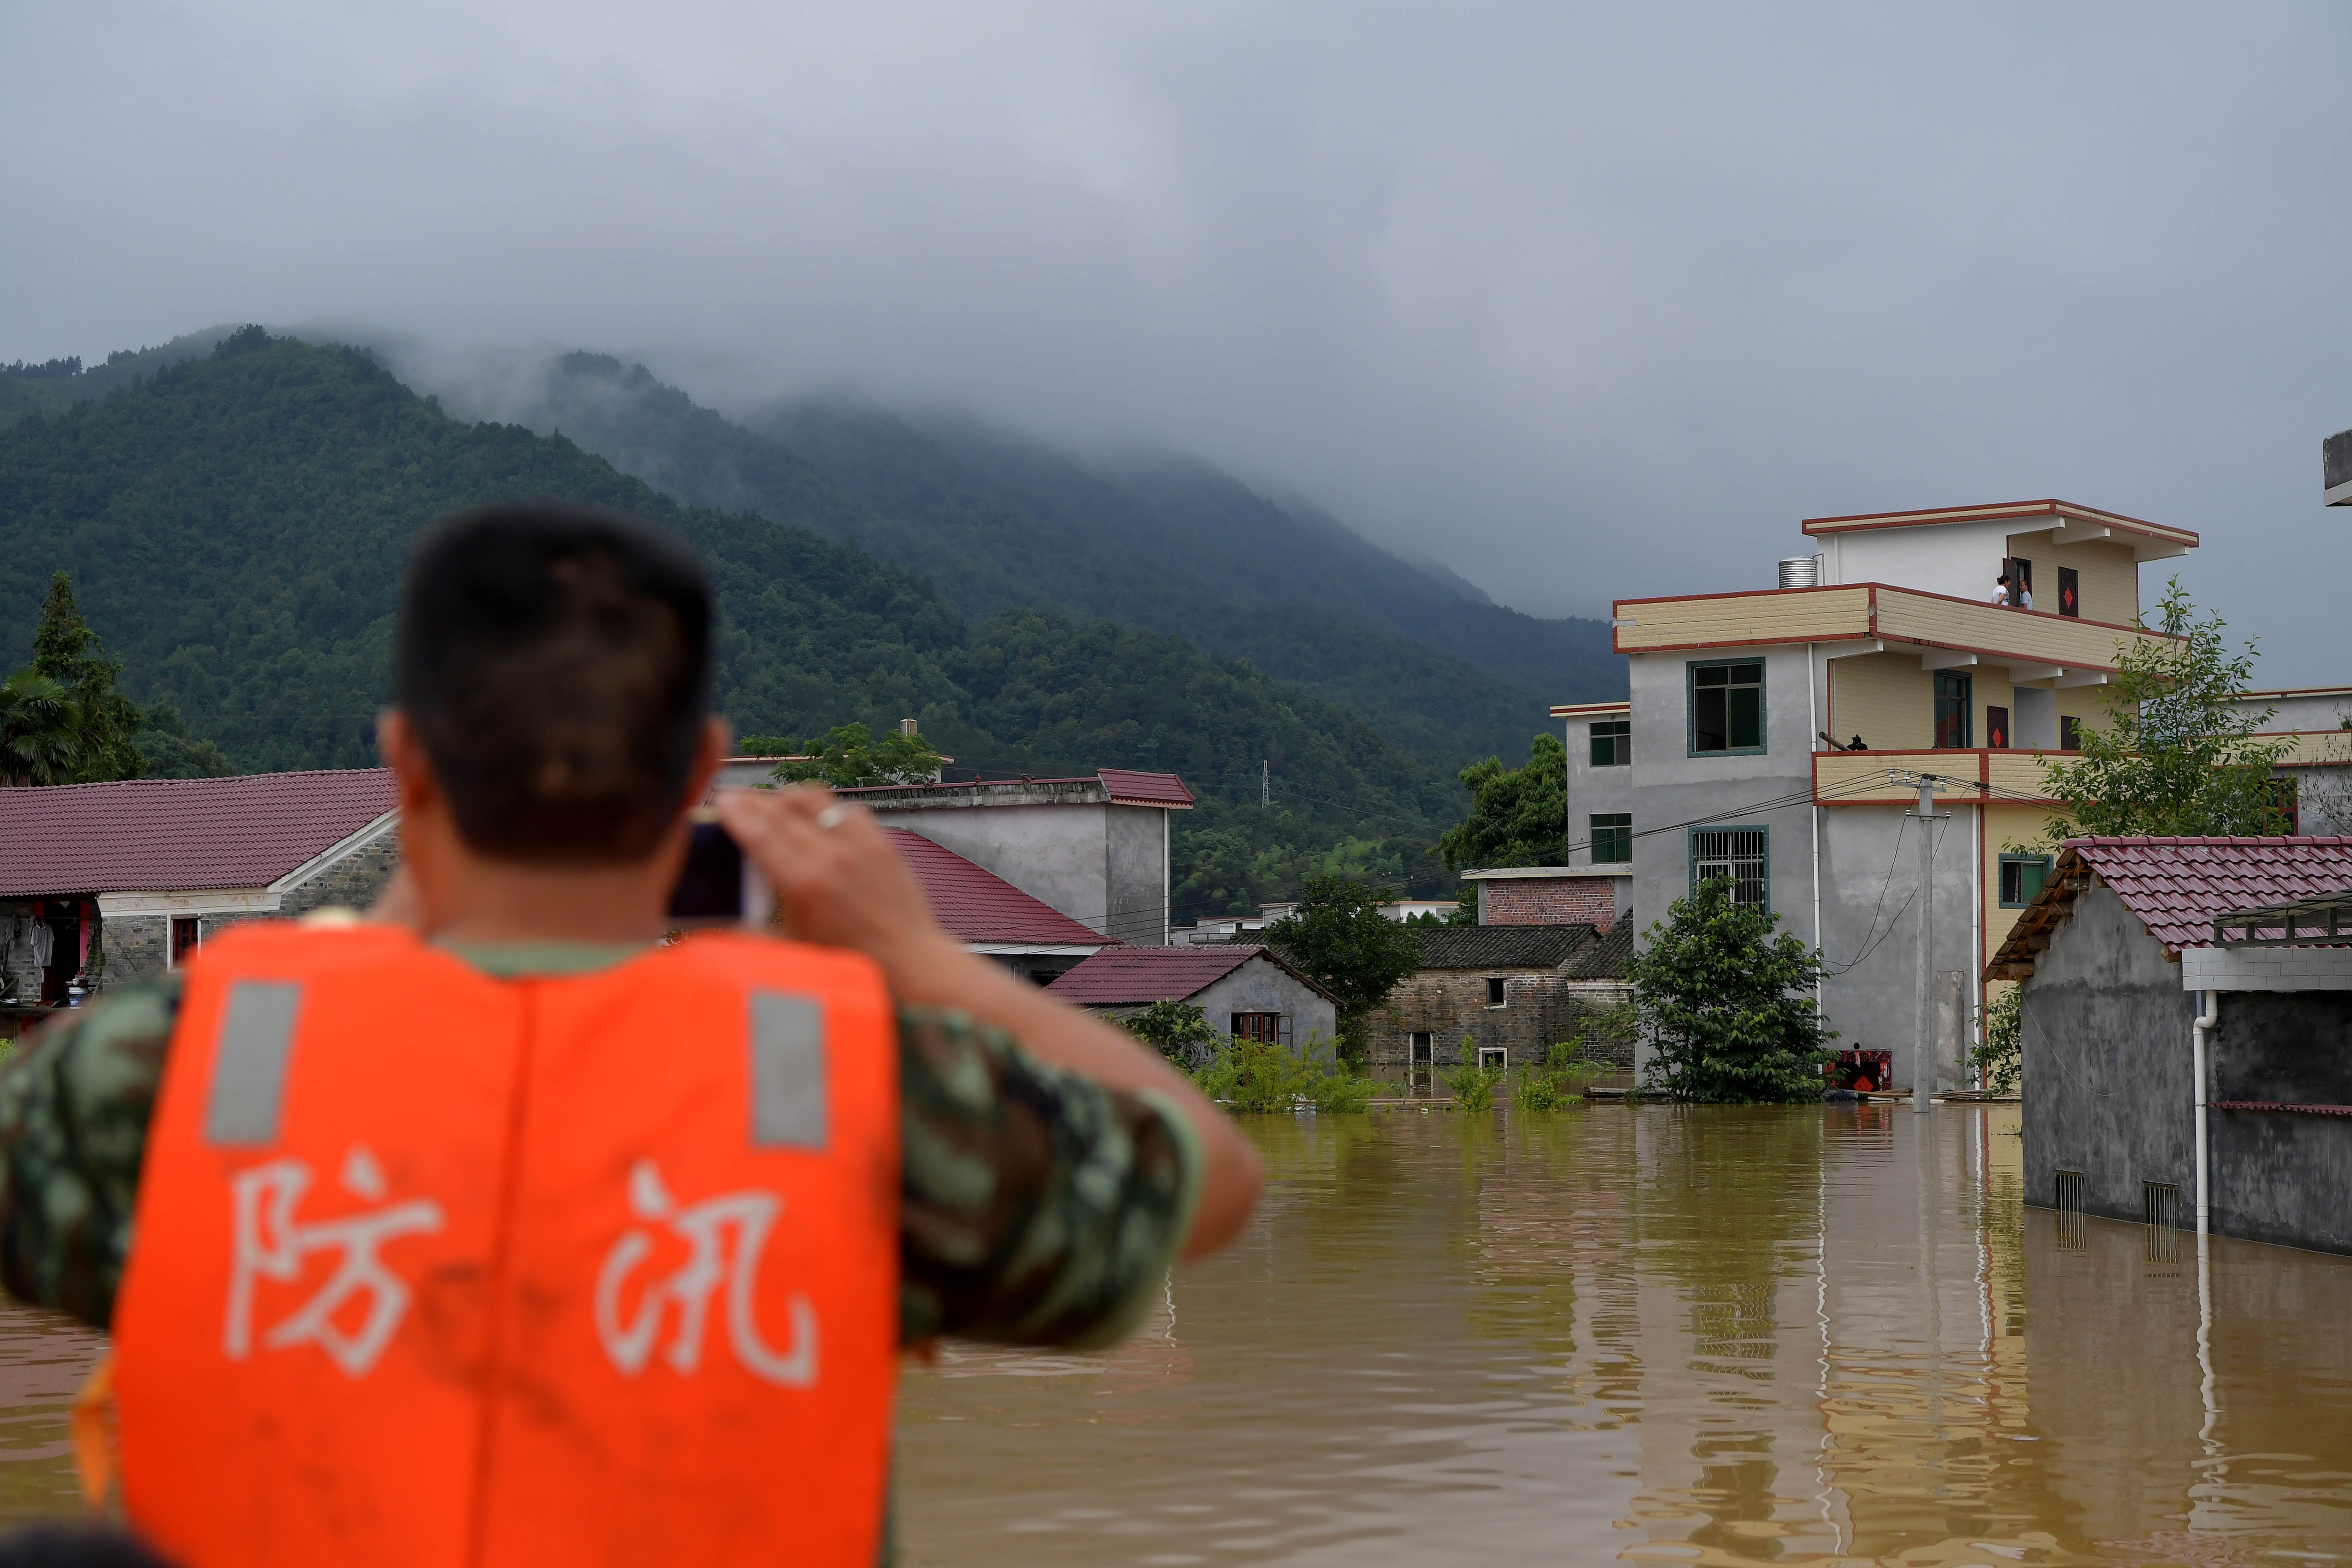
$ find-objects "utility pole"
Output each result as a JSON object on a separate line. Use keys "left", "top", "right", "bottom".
{"left": 1910, "top": 774, "right": 1936, "bottom": 1116}
{"left": 1261, "top": 760, "right": 1269, "bottom": 809}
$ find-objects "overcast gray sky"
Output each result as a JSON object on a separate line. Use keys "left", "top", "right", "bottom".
{"left": 6, "top": 3, "right": 2349, "bottom": 681}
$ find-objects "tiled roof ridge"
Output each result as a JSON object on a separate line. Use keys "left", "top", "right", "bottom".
{"left": 2066, "top": 833, "right": 2352, "bottom": 848}
{"left": 0, "top": 767, "right": 389, "bottom": 796}
{"left": 1988, "top": 835, "right": 2352, "bottom": 982}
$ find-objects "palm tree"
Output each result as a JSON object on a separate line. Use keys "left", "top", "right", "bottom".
{"left": 0, "top": 672, "right": 87, "bottom": 786}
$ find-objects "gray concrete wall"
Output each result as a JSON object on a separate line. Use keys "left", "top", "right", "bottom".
{"left": 1563, "top": 715, "right": 1635, "bottom": 868}
{"left": 2019, "top": 880, "right": 2198, "bottom": 1223}
{"left": 2206, "top": 989, "right": 2352, "bottom": 1253}
{"left": 1814, "top": 800, "right": 1982, "bottom": 1094}
{"left": 1624, "top": 643, "right": 1821, "bottom": 955}
{"left": 1190, "top": 957, "right": 1337, "bottom": 1046}
{"left": 1105, "top": 806, "right": 1167, "bottom": 947}
{"left": 873, "top": 800, "right": 1174, "bottom": 945}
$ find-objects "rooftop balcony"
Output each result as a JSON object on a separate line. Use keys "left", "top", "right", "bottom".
{"left": 1613, "top": 583, "right": 2172, "bottom": 688}
{"left": 1813, "top": 748, "right": 2066, "bottom": 807}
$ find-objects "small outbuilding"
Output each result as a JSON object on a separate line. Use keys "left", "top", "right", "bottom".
{"left": 1367, "top": 923, "right": 1633, "bottom": 1073}
{"left": 1046, "top": 945, "right": 1339, "bottom": 1046}
{"left": 885, "top": 828, "right": 1115, "bottom": 985}
{"left": 0, "top": 770, "right": 399, "bottom": 1036}
{"left": 1987, "top": 835, "right": 2352, "bottom": 1255}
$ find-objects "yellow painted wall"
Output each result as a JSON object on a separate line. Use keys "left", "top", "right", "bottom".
{"left": 1983, "top": 800, "right": 2059, "bottom": 920}
{"left": 1830, "top": 653, "right": 1934, "bottom": 749}
{"left": 2004, "top": 535, "right": 2141, "bottom": 625}
{"left": 1831, "top": 653, "right": 2024, "bottom": 751}
{"left": 1615, "top": 587, "right": 1870, "bottom": 651}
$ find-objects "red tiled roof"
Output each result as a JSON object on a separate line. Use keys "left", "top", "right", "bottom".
{"left": 2070, "top": 837, "right": 2352, "bottom": 950}
{"left": 1045, "top": 944, "right": 1263, "bottom": 1004}
{"left": 1988, "top": 836, "right": 2352, "bottom": 979}
{"left": 0, "top": 770, "right": 397, "bottom": 896}
{"left": 1095, "top": 769, "right": 1194, "bottom": 808}
{"left": 885, "top": 830, "right": 1110, "bottom": 948}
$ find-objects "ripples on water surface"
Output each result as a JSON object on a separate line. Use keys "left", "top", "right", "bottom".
{"left": 0, "top": 1105, "right": 2339, "bottom": 1563}
{"left": 898, "top": 1105, "right": 2352, "bottom": 1567}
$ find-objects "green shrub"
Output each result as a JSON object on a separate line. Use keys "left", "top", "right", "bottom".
{"left": 1511, "top": 1043, "right": 1609, "bottom": 1111}
{"left": 1632, "top": 877, "right": 1834, "bottom": 1103}
{"left": 1194, "top": 1031, "right": 1368, "bottom": 1113}
{"left": 1443, "top": 1037, "right": 1503, "bottom": 1111}
{"left": 1119, "top": 999, "right": 1220, "bottom": 1070}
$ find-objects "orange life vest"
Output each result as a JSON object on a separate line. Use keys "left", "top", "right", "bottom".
{"left": 112, "top": 920, "right": 899, "bottom": 1568}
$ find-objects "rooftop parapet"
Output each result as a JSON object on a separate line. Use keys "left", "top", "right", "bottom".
{"left": 1611, "top": 582, "right": 2174, "bottom": 688}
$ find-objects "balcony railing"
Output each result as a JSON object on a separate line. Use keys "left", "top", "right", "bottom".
{"left": 1813, "top": 748, "right": 2066, "bottom": 806}
{"left": 1614, "top": 583, "right": 2167, "bottom": 685}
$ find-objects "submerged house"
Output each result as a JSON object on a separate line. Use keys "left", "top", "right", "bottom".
{"left": 1368, "top": 923, "right": 1633, "bottom": 1073}
{"left": 1046, "top": 945, "right": 1339, "bottom": 1046}
{"left": 1987, "top": 836, "right": 2352, "bottom": 1255}
{"left": 0, "top": 771, "right": 399, "bottom": 1036}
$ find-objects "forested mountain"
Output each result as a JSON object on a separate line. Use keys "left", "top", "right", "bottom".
{"left": 0, "top": 328, "right": 238, "bottom": 428}
{"left": 0, "top": 330, "right": 1462, "bottom": 912}
{"left": 427, "top": 351, "right": 1622, "bottom": 762}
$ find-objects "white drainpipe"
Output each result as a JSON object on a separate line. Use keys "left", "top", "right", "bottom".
{"left": 2193, "top": 989, "right": 2219, "bottom": 1239}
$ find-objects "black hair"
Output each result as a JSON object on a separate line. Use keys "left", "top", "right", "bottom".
{"left": 0, "top": 1524, "right": 178, "bottom": 1568}
{"left": 395, "top": 504, "right": 713, "bottom": 864}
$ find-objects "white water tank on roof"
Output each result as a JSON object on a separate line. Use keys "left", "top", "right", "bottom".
{"left": 1778, "top": 555, "right": 1821, "bottom": 589}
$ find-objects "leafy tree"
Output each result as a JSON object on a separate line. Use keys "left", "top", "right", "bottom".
{"left": 1632, "top": 877, "right": 1834, "bottom": 1104}
{"left": 2040, "top": 580, "right": 2295, "bottom": 840}
{"left": 27, "top": 572, "right": 145, "bottom": 783}
{"left": 1971, "top": 985, "right": 2021, "bottom": 1096}
{"left": 1118, "top": 999, "right": 1220, "bottom": 1069}
{"left": 0, "top": 672, "right": 86, "bottom": 786}
{"left": 1193, "top": 1032, "right": 1367, "bottom": 1112}
{"left": 1437, "top": 732, "right": 1566, "bottom": 871}
{"left": 135, "top": 704, "right": 234, "bottom": 779}
{"left": 768, "top": 723, "right": 945, "bottom": 788}
{"left": 1261, "top": 876, "right": 1422, "bottom": 1063}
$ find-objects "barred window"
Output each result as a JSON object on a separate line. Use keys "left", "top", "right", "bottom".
{"left": 1690, "top": 827, "right": 1769, "bottom": 910}
{"left": 1590, "top": 812, "right": 1632, "bottom": 863}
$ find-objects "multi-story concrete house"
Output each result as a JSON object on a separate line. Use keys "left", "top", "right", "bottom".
{"left": 1563, "top": 498, "right": 2214, "bottom": 1094}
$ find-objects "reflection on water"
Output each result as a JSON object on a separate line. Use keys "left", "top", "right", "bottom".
{"left": 897, "top": 1105, "right": 2352, "bottom": 1567}
{"left": 0, "top": 1303, "right": 102, "bottom": 1520}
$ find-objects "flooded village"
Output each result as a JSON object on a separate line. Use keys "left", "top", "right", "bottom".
{"left": 7, "top": 12, "right": 2352, "bottom": 1562}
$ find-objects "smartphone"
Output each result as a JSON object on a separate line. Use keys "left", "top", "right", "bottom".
{"left": 667, "top": 812, "right": 774, "bottom": 928}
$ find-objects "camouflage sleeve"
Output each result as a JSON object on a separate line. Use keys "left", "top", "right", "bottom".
{"left": 0, "top": 979, "right": 180, "bottom": 1329}
{"left": 0, "top": 984, "right": 1204, "bottom": 1350}
{"left": 896, "top": 1008, "right": 1202, "bottom": 1350}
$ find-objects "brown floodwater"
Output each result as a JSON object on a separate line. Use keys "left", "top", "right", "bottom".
{"left": 896, "top": 1104, "right": 2352, "bottom": 1567}
{"left": 0, "top": 1104, "right": 2342, "bottom": 1565}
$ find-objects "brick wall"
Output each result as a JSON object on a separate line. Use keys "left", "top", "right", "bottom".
{"left": 279, "top": 832, "right": 401, "bottom": 918}
{"left": 1367, "top": 967, "right": 1634, "bottom": 1068}
{"left": 101, "top": 914, "right": 169, "bottom": 989}
{"left": 1483, "top": 877, "right": 1618, "bottom": 931}
{"left": 90, "top": 830, "right": 403, "bottom": 994}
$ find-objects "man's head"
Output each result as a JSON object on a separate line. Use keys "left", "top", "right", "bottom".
{"left": 394, "top": 504, "right": 713, "bottom": 865}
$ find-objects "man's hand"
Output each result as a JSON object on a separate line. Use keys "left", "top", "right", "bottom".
{"left": 713, "top": 785, "right": 957, "bottom": 984}
{"left": 714, "top": 782, "right": 1261, "bottom": 1261}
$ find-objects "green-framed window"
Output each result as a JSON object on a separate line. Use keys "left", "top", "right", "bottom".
{"left": 1690, "top": 826, "right": 1769, "bottom": 910}
{"left": 1998, "top": 854, "right": 2051, "bottom": 908}
{"left": 1591, "top": 813, "right": 1632, "bottom": 863}
{"left": 1590, "top": 719, "right": 1631, "bottom": 767}
{"left": 1689, "top": 660, "right": 1765, "bottom": 755}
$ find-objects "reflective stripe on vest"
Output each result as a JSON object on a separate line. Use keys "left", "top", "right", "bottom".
{"left": 112, "top": 923, "right": 899, "bottom": 1568}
